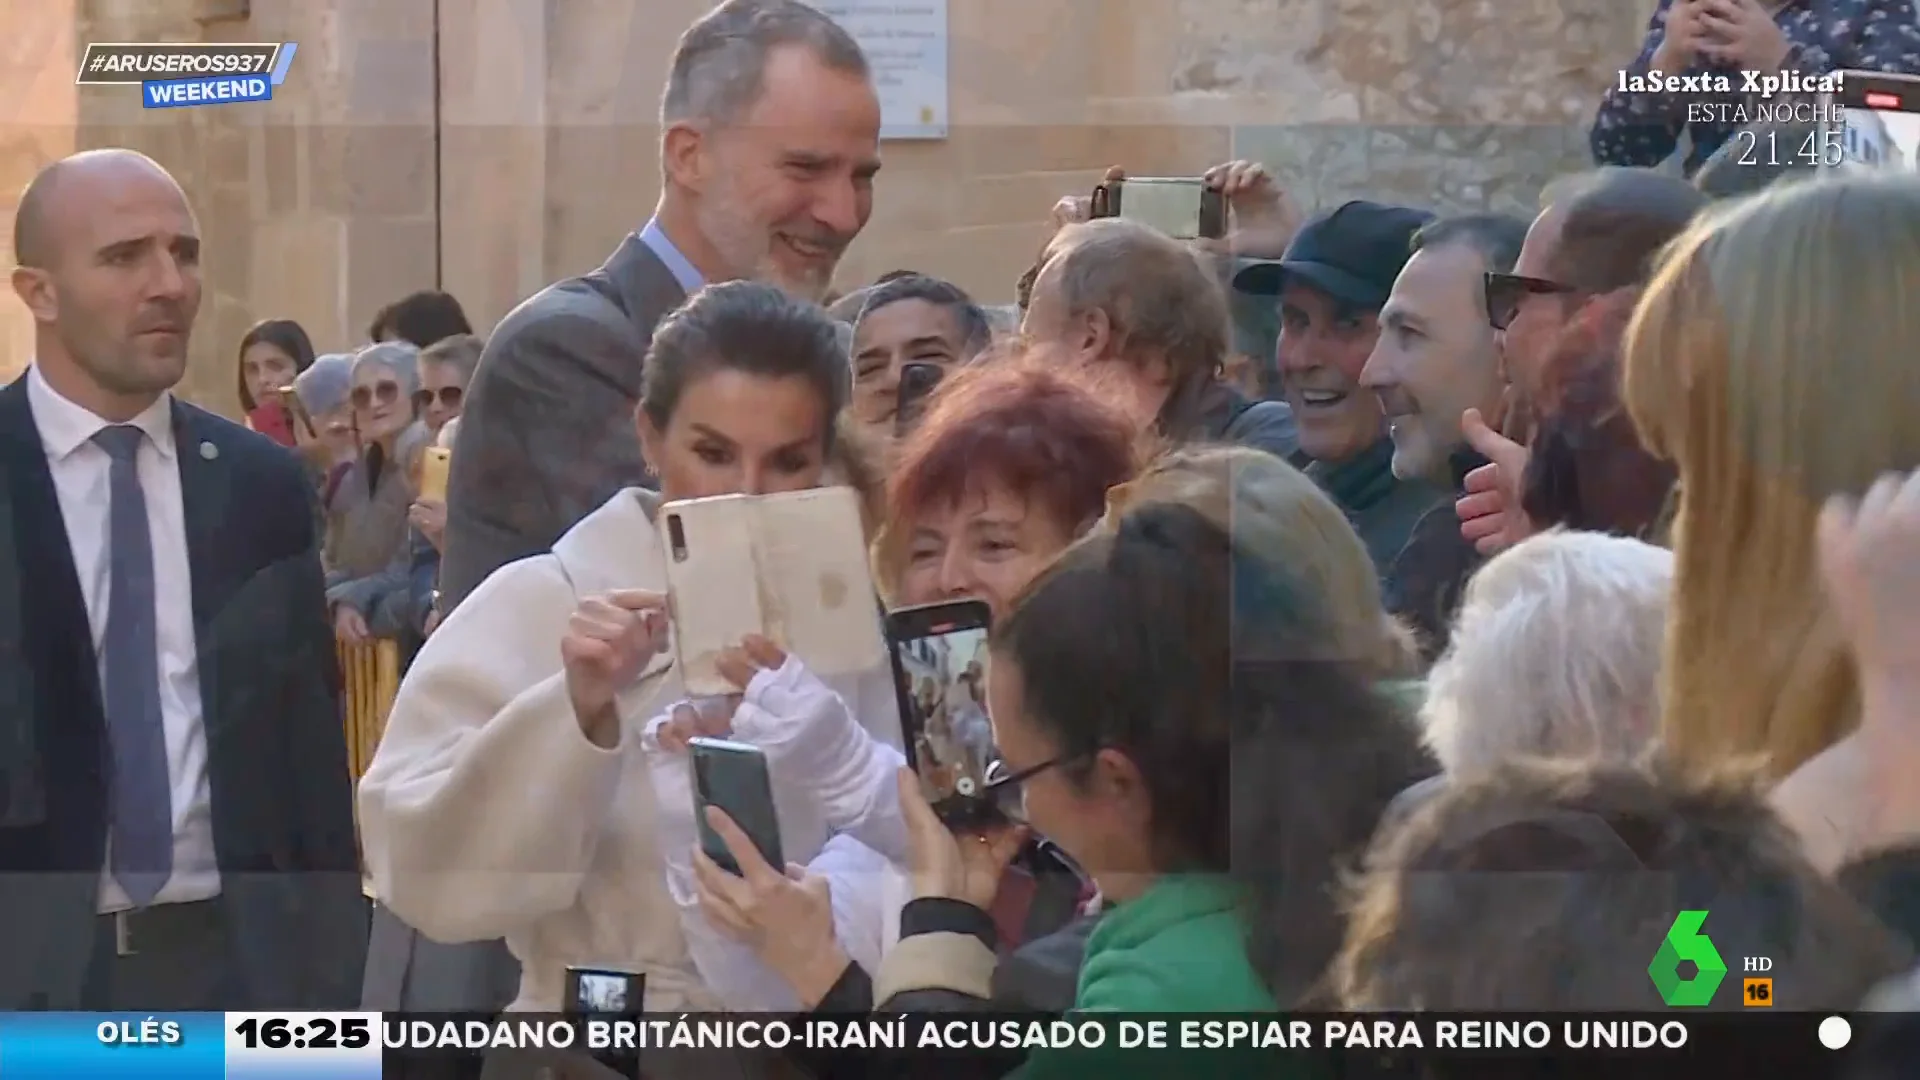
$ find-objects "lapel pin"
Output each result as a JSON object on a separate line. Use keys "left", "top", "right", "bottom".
{"left": 199, "top": 441, "right": 218, "bottom": 460}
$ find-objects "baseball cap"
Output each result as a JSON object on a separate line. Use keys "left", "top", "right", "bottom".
{"left": 1232, "top": 200, "right": 1437, "bottom": 309}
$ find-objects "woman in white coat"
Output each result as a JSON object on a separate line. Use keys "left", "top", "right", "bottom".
{"left": 357, "top": 283, "right": 906, "bottom": 1036}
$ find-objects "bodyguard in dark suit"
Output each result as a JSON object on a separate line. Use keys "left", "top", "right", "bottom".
{"left": 0, "top": 149, "right": 365, "bottom": 1009}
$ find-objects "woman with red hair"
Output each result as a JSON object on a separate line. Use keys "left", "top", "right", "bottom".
{"left": 876, "top": 349, "right": 1144, "bottom": 616}
{"left": 692, "top": 348, "right": 1144, "bottom": 1017}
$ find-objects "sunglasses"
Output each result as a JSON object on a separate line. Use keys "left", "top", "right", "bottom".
{"left": 413, "top": 385, "right": 464, "bottom": 410}
{"left": 349, "top": 381, "right": 402, "bottom": 411}
{"left": 1484, "top": 271, "right": 1578, "bottom": 331}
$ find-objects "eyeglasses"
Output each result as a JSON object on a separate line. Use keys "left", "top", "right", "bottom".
{"left": 981, "top": 754, "right": 1069, "bottom": 824}
{"left": 413, "top": 385, "right": 464, "bottom": 411}
{"left": 1484, "top": 271, "right": 1578, "bottom": 331}
{"left": 349, "top": 381, "right": 402, "bottom": 411}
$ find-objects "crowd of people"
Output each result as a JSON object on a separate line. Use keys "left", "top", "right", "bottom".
{"left": 3, "top": 0, "right": 1920, "bottom": 1078}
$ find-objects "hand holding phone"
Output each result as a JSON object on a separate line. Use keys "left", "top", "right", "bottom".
{"left": 276, "top": 385, "right": 317, "bottom": 440}
{"left": 1089, "top": 177, "right": 1227, "bottom": 240}
{"left": 560, "top": 590, "right": 671, "bottom": 745}
{"left": 886, "top": 600, "right": 1007, "bottom": 827}
{"left": 894, "top": 768, "right": 1027, "bottom": 910}
{"left": 690, "top": 737, "right": 784, "bottom": 875}
{"left": 417, "top": 445, "right": 451, "bottom": 502}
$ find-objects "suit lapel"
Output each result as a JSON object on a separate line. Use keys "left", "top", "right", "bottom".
{"left": 169, "top": 401, "right": 227, "bottom": 646}
{"left": 602, "top": 232, "right": 689, "bottom": 329}
{"left": 0, "top": 375, "right": 107, "bottom": 874}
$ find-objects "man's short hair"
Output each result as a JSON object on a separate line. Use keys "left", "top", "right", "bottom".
{"left": 1548, "top": 167, "right": 1708, "bottom": 293}
{"left": 418, "top": 332, "right": 485, "bottom": 380}
{"left": 855, "top": 273, "right": 992, "bottom": 357}
{"left": 1043, "top": 218, "right": 1228, "bottom": 387}
{"left": 1411, "top": 212, "right": 1530, "bottom": 274}
{"left": 1694, "top": 121, "right": 1826, "bottom": 200}
{"left": 370, "top": 290, "right": 473, "bottom": 349}
{"left": 1336, "top": 759, "right": 1910, "bottom": 1011}
{"left": 660, "top": 0, "right": 868, "bottom": 127}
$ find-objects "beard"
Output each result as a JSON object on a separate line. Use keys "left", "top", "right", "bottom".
{"left": 62, "top": 324, "right": 188, "bottom": 398}
{"left": 693, "top": 184, "right": 840, "bottom": 302}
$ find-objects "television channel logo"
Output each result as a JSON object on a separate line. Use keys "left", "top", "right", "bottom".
{"left": 76, "top": 42, "right": 297, "bottom": 109}
{"left": 1649, "top": 909, "right": 1728, "bottom": 1006}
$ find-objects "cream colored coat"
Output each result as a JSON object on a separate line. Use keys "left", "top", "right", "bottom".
{"left": 358, "top": 486, "right": 903, "bottom": 1012}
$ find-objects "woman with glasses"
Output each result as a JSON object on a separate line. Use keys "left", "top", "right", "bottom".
{"left": 324, "top": 342, "right": 432, "bottom": 644}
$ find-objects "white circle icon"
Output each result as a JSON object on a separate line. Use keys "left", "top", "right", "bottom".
{"left": 1818, "top": 1016, "right": 1851, "bottom": 1050}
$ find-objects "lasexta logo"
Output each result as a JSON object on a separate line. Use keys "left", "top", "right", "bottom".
{"left": 1649, "top": 909, "right": 1727, "bottom": 1006}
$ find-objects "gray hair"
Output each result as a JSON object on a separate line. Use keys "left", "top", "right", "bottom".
{"left": 1042, "top": 218, "right": 1228, "bottom": 388}
{"left": 659, "top": 0, "right": 868, "bottom": 127}
{"left": 1421, "top": 530, "right": 1673, "bottom": 777}
{"left": 419, "top": 332, "right": 484, "bottom": 381}
{"left": 1411, "top": 212, "right": 1529, "bottom": 274}
{"left": 293, "top": 353, "right": 354, "bottom": 415}
{"left": 351, "top": 340, "right": 421, "bottom": 398}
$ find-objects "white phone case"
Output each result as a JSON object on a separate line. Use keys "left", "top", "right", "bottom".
{"left": 659, "top": 486, "right": 885, "bottom": 696}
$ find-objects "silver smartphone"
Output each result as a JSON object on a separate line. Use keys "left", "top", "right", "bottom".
{"left": 1821, "top": 70, "right": 1920, "bottom": 171}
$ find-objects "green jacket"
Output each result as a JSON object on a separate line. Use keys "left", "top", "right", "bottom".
{"left": 1012, "top": 877, "right": 1299, "bottom": 1079}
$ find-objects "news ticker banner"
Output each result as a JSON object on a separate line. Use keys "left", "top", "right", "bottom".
{"left": 0, "top": 1011, "right": 1889, "bottom": 1079}
{"left": 75, "top": 43, "right": 299, "bottom": 110}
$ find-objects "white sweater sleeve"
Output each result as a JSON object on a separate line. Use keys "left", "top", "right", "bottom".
{"left": 357, "top": 557, "right": 650, "bottom": 943}
{"left": 729, "top": 656, "right": 909, "bottom": 865}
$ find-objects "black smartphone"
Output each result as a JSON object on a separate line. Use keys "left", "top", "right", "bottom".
{"left": 564, "top": 966, "right": 644, "bottom": 1014}
{"left": 896, "top": 361, "right": 946, "bottom": 437}
{"left": 689, "top": 737, "right": 783, "bottom": 875}
{"left": 1089, "top": 177, "right": 1227, "bottom": 240}
{"left": 886, "top": 600, "right": 1003, "bottom": 827}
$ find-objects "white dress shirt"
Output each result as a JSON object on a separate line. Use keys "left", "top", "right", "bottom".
{"left": 27, "top": 365, "right": 219, "bottom": 913}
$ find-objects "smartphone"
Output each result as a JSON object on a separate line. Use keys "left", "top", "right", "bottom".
{"left": 276, "top": 385, "right": 317, "bottom": 440}
{"left": 1090, "top": 177, "right": 1227, "bottom": 240}
{"left": 1821, "top": 70, "right": 1920, "bottom": 171}
{"left": 886, "top": 600, "right": 1004, "bottom": 827}
{"left": 417, "top": 445, "right": 451, "bottom": 502}
{"left": 564, "top": 966, "right": 644, "bottom": 1014}
{"left": 689, "top": 737, "right": 783, "bottom": 875}
{"left": 659, "top": 487, "right": 886, "bottom": 696}
{"left": 896, "top": 361, "right": 946, "bottom": 436}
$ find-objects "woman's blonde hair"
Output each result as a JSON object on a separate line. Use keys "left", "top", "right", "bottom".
{"left": 1622, "top": 173, "right": 1920, "bottom": 780}
{"left": 1103, "top": 444, "right": 1419, "bottom": 679}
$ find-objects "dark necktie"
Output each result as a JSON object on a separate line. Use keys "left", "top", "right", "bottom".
{"left": 92, "top": 424, "right": 172, "bottom": 906}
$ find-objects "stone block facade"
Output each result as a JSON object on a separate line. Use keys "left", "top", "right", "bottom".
{"left": 2, "top": 0, "right": 1663, "bottom": 411}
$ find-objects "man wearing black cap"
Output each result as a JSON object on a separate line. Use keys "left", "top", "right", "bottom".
{"left": 1234, "top": 200, "right": 1451, "bottom": 576}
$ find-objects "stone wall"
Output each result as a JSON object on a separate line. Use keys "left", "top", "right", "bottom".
{"left": 3, "top": 0, "right": 1663, "bottom": 409}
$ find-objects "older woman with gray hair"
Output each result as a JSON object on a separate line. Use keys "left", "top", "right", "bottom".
{"left": 291, "top": 352, "right": 359, "bottom": 484}
{"left": 1382, "top": 530, "right": 1673, "bottom": 829}
{"left": 327, "top": 341, "right": 432, "bottom": 642}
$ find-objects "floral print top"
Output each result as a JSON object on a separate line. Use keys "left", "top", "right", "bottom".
{"left": 1591, "top": 0, "right": 1920, "bottom": 174}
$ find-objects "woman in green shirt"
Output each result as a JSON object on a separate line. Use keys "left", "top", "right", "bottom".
{"left": 871, "top": 481, "right": 1430, "bottom": 1075}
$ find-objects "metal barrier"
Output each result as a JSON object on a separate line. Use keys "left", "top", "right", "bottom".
{"left": 339, "top": 637, "right": 400, "bottom": 782}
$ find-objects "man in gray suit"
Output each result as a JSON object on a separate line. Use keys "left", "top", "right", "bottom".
{"left": 437, "top": 0, "right": 880, "bottom": 611}
{"left": 369, "top": 0, "right": 882, "bottom": 1014}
